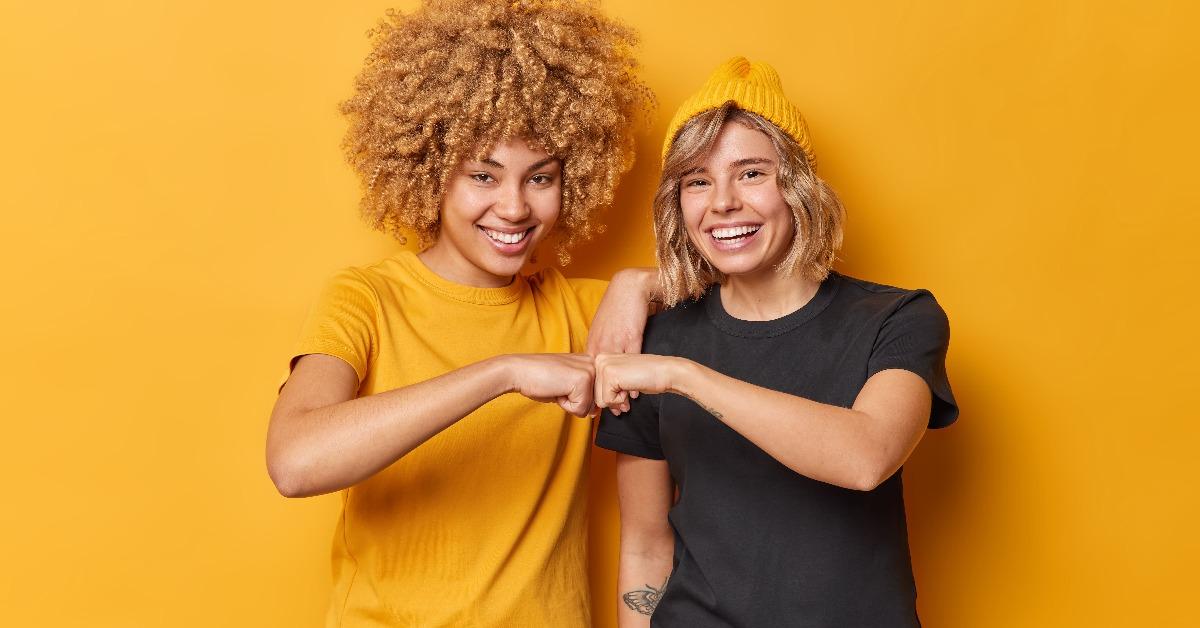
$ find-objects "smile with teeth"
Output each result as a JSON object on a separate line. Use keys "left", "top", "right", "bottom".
{"left": 710, "top": 225, "right": 761, "bottom": 242}
{"left": 480, "top": 226, "right": 532, "bottom": 245}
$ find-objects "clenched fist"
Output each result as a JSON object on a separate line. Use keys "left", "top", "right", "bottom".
{"left": 503, "top": 353, "right": 597, "bottom": 417}
{"left": 593, "top": 353, "right": 687, "bottom": 416}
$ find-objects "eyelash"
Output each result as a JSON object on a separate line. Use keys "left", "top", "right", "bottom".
{"left": 682, "top": 170, "right": 764, "bottom": 188}
{"left": 470, "top": 172, "right": 555, "bottom": 185}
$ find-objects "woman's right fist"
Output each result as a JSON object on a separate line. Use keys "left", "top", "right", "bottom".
{"left": 503, "top": 353, "right": 597, "bottom": 417}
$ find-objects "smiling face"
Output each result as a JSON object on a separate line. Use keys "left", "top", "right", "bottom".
{"left": 419, "top": 138, "right": 562, "bottom": 287}
{"left": 678, "top": 120, "right": 796, "bottom": 281}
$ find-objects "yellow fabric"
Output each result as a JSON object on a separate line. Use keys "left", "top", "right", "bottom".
{"left": 661, "top": 55, "right": 817, "bottom": 167}
{"left": 292, "top": 250, "right": 607, "bottom": 628}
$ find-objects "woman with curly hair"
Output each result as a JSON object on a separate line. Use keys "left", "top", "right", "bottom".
{"left": 266, "top": 1, "right": 653, "bottom": 625}
{"left": 592, "top": 58, "right": 958, "bottom": 626}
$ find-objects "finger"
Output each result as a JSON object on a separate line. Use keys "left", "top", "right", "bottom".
{"left": 574, "top": 375, "right": 594, "bottom": 412}
{"left": 559, "top": 395, "right": 591, "bottom": 418}
{"left": 606, "top": 380, "right": 629, "bottom": 408}
{"left": 593, "top": 372, "right": 608, "bottom": 408}
{"left": 630, "top": 391, "right": 640, "bottom": 399}
{"left": 556, "top": 396, "right": 579, "bottom": 417}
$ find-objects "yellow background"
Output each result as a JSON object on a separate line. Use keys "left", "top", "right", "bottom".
{"left": 3, "top": 0, "right": 1198, "bottom": 626}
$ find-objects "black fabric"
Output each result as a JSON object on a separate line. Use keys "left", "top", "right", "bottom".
{"left": 595, "top": 272, "right": 957, "bottom": 628}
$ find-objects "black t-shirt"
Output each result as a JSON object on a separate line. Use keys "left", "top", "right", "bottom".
{"left": 595, "top": 272, "right": 957, "bottom": 628}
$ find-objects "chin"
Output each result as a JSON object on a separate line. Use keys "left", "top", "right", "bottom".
{"left": 483, "top": 252, "right": 531, "bottom": 276}
{"left": 704, "top": 253, "right": 766, "bottom": 277}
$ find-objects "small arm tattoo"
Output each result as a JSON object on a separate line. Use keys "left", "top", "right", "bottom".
{"left": 623, "top": 575, "right": 669, "bottom": 615}
{"left": 682, "top": 392, "right": 723, "bottom": 420}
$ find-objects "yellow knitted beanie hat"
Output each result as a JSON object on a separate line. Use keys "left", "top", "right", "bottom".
{"left": 661, "top": 56, "right": 816, "bottom": 168}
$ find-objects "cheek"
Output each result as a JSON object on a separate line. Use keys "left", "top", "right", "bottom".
{"left": 679, "top": 197, "right": 705, "bottom": 232}
{"left": 533, "top": 187, "right": 562, "bottom": 226}
{"left": 749, "top": 189, "right": 792, "bottom": 223}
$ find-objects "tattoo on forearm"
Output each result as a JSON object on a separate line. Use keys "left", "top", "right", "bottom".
{"left": 682, "top": 392, "right": 723, "bottom": 420}
{"left": 623, "top": 575, "right": 669, "bottom": 615}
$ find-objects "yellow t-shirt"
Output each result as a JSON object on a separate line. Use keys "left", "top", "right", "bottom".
{"left": 291, "top": 251, "right": 607, "bottom": 628}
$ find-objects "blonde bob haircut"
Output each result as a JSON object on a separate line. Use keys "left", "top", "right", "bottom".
{"left": 653, "top": 102, "right": 845, "bottom": 306}
{"left": 340, "top": 0, "right": 652, "bottom": 263}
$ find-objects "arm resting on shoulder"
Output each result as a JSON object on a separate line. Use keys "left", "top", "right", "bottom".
{"left": 587, "top": 268, "right": 660, "bottom": 356}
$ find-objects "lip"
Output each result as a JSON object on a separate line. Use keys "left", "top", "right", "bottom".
{"left": 705, "top": 222, "right": 763, "bottom": 252}
{"left": 477, "top": 225, "right": 536, "bottom": 256}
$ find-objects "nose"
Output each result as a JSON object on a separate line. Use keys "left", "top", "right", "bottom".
{"left": 493, "top": 181, "right": 531, "bottom": 223}
{"left": 710, "top": 180, "right": 741, "bottom": 214}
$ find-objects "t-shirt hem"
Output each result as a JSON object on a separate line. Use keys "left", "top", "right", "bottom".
{"left": 594, "top": 431, "right": 665, "bottom": 460}
{"left": 867, "top": 361, "right": 958, "bottom": 428}
{"left": 291, "top": 341, "right": 367, "bottom": 382}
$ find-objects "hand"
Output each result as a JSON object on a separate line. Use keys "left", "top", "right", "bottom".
{"left": 593, "top": 353, "right": 685, "bottom": 416}
{"left": 504, "top": 353, "right": 597, "bottom": 417}
{"left": 586, "top": 268, "right": 658, "bottom": 356}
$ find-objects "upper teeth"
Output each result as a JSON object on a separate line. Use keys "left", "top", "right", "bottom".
{"left": 712, "top": 225, "right": 760, "bottom": 239}
{"left": 483, "top": 228, "right": 528, "bottom": 244}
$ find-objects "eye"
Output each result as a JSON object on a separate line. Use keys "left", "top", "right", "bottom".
{"left": 741, "top": 169, "right": 765, "bottom": 180}
{"left": 682, "top": 178, "right": 710, "bottom": 189}
{"left": 470, "top": 172, "right": 496, "bottom": 184}
{"left": 528, "top": 173, "right": 555, "bottom": 186}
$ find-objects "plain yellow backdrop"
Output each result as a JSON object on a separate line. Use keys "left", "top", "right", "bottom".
{"left": 2, "top": 0, "right": 1198, "bottom": 626}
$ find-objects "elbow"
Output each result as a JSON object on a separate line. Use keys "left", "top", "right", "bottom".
{"left": 845, "top": 458, "right": 897, "bottom": 492}
{"left": 266, "top": 448, "right": 318, "bottom": 498}
{"left": 847, "top": 473, "right": 885, "bottom": 493}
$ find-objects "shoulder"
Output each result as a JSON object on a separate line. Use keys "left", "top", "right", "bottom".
{"left": 316, "top": 264, "right": 382, "bottom": 304}
{"left": 831, "top": 272, "right": 948, "bottom": 323}
{"left": 309, "top": 253, "right": 437, "bottom": 318}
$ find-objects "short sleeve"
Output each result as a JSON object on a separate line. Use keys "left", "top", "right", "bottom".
{"left": 867, "top": 291, "right": 958, "bottom": 428}
{"left": 290, "top": 269, "right": 379, "bottom": 382}
{"left": 595, "top": 393, "right": 665, "bottom": 460}
{"left": 566, "top": 277, "right": 609, "bottom": 323}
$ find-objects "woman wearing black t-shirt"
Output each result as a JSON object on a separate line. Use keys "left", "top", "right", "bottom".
{"left": 593, "top": 57, "right": 958, "bottom": 627}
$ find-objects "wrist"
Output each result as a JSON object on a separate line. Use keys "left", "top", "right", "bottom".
{"left": 666, "top": 357, "right": 701, "bottom": 397}
{"left": 615, "top": 267, "right": 660, "bottom": 302}
{"left": 484, "top": 355, "right": 518, "bottom": 396}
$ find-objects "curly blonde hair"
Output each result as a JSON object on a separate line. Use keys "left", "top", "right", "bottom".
{"left": 340, "top": 0, "right": 652, "bottom": 262}
{"left": 654, "top": 103, "right": 845, "bottom": 306}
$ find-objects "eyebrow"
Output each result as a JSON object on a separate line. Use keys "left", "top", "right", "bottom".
{"left": 680, "top": 157, "right": 774, "bottom": 178}
{"left": 478, "top": 156, "right": 560, "bottom": 173}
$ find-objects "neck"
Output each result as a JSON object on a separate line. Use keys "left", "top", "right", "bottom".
{"left": 720, "top": 268, "right": 822, "bottom": 322}
{"left": 418, "top": 242, "right": 513, "bottom": 288}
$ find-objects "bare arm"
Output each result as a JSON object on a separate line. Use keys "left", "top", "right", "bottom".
{"left": 585, "top": 267, "right": 660, "bottom": 414}
{"left": 586, "top": 268, "right": 660, "bottom": 356}
{"left": 594, "top": 355, "right": 930, "bottom": 491}
{"left": 615, "top": 454, "right": 674, "bottom": 627}
{"left": 267, "top": 352, "right": 595, "bottom": 498}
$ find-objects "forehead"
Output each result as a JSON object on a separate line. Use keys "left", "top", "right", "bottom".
{"left": 471, "top": 137, "right": 556, "bottom": 166}
{"left": 696, "top": 121, "right": 775, "bottom": 168}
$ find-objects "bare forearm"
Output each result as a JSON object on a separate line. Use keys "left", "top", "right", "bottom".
{"left": 268, "top": 357, "right": 510, "bottom": 497}
{"left": 614, "top": 453, "right": 675, "bottom": 625}
{"left": 617, "top": 538, "right": 673, "bottom": 627}
{"left": 669, "top": 360, "right": 924, "bottom": 491}
{"left": 613, "top": 267, "right": 660, "bottom": 300}
{"left": 587, "top": 267, "right": 661, "bottom": 356}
